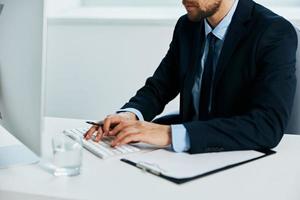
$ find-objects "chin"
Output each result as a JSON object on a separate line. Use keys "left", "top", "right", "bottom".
{"left": 187, "top": 12, "right": 202, "bottom": 22}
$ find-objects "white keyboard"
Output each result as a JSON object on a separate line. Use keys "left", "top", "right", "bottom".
{"left": 63, "top": 128, "right": 141, "bottom": 159}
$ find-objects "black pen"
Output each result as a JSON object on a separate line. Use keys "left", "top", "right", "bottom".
{"left": 86, "top": 121, "right": 103, "bottom": 126}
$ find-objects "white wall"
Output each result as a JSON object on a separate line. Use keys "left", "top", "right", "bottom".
{"left": 81, "top": 0, "right": 181, "bottom": 7}
{"left": 46, "top": 20, "right": 180, "bottom": 120}
{"left": 47, "top": 0, "right": 81, "bottom": 15}
{"left": 82, "top": 0, "right": 300, "bottom": 7}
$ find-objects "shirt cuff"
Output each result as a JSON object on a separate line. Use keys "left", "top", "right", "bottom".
{"left": 117, "top": 108, "right": 144, "bottom": 121}
{"left": 171, "top": 124, "right": 191, "bottom": 153}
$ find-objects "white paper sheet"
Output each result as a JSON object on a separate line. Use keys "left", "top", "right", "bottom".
{"left": 123, "top": 149, "right": 265, "bottom": 179}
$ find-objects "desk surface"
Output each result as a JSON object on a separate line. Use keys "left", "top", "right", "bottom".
{"left": 0, "top": 117, "right": 300, "bottom": 200}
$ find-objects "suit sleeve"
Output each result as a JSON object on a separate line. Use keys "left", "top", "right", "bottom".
{"left": 121, "top": 17, "right": 183, "bottom": 121}
{"left": 184, "top": 19, "right": 298, "bottom": 153}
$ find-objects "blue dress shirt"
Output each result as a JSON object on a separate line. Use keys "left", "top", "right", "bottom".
{"left": 120, "top": 0, "right": 239, "bottom": 152}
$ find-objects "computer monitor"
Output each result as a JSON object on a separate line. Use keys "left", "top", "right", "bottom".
{"left": 0, "top": 0, "right": 46, "bottom": 154}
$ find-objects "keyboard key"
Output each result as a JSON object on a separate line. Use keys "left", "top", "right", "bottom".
{"left": 121, "top": 145, "right": 135, "bottom": 153}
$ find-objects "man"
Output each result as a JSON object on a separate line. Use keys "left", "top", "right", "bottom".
{"left": 85, "top": 0, "right": 298, "bottom": 153}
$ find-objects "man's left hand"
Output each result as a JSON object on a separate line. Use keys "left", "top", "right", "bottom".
{"left": 108, "top": 121, "right": 172, "bottom": 147}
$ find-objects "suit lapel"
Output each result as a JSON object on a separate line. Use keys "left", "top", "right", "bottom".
{"left": 214, "top": 0, "right": 254, "bottom": 90}
{"left": 182, "top": 21, "right": 205, "bottom": 121}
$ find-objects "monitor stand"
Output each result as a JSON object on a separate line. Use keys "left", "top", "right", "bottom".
{"left": 0, "top": 145, "right": 39, "bottom": 169}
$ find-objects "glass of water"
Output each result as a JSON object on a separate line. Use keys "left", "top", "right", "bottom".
{"left": 52, "top": 132, "right": 83, "bottom": 176}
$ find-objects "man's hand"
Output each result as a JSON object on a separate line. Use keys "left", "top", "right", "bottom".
{"left": 84, "top": 112, "right": 172, "bottom": 147}
{"left": 84, "top": 112, "right": 136, "bottom": 142}
{"left": 110, "top": 121, "right": 171, "bottom": 147}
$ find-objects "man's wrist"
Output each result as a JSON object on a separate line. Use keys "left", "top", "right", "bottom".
{"left": 119, "top": 112, "right": 137, "bottom": 121}
{"left": 163, "top": 125, "right": 172, "bottom": 146}
{"left": 117, "top": 108, "right": 144, "bottom": 121}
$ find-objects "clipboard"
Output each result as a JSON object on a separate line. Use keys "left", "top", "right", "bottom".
{"left": 121, "top": 149, "right": 276, "bottom": 184}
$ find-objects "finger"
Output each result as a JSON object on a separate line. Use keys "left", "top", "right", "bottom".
{"left": 94, "top": 126, "right": 104, "bottom": 142}
{"left": 111, "top": 127, "right": 139, "bottom": 146}
{"left": 116, "top": 134, "right": 141, "bottom": 146}
{"left": 102, "top": 126, "right": 108, "bottom": 137}
{"left": 111, "top": 130, "right": 132, "bottom": 146}
{"left": 103, "top": 115, "right": 122, "bottom": 134}
{"left": 84, "top": 125, "right": 98, "bottom": 140}
{"left": 108, "top": 121, "right": 130, "bottom": 136}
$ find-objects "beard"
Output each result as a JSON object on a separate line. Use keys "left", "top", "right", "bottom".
{"left": 183, "top": 0, "right": 222, "bottom": 22}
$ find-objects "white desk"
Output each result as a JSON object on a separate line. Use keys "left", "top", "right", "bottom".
{"left": 1, "top": 117, "right": 300, "bottom": 200}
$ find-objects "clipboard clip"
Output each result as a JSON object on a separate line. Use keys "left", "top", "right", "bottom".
{"left": 136, "top": 161, "right": 166, "bottom": 176}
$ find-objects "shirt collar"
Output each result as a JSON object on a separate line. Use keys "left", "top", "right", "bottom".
{"left": 204, "top": 0, "right": 239, "bottom": 41}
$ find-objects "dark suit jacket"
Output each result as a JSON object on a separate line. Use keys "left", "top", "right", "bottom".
{"left": 122, "top": 0, "right": 298, "bottom": 153}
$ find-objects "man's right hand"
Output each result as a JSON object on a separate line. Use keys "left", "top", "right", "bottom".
{"left": 84, "top": 112, "right": 137, "bottom": 142}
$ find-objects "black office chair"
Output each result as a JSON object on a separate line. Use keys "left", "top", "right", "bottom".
{"left": 152, "top": 111, "right": 181, "bottom": 125}
{"left": 154, "top": 26, "right": 300, "bottom": 135}
{"left": 286, "top": 26, "right": 300, "bottom": 135}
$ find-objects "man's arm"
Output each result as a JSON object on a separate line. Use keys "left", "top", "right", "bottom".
{"left": 185, "top": 19, "right": 298, "bottom": 153}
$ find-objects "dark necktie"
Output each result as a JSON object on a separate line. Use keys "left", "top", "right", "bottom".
{"left": 199, "top": 33, "right": 217, "bottom": 120}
